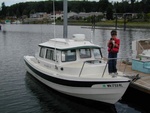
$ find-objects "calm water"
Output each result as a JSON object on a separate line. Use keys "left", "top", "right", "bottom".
{"left": 0, "top": 24, "right": 149, "bottom": 113}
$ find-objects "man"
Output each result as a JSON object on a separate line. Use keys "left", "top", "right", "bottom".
{"left": 107, "top": 30, "right": 120, "bottom": 75}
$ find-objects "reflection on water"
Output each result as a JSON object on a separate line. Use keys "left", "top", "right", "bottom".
{"left": 120, "top": 86, "right": 150, "bottom": 113}
{"left": 0, "top": 24, "right": 150, "bottom": 113}
{"left": 25, "top": 72, "right": 117, "bottom": 113}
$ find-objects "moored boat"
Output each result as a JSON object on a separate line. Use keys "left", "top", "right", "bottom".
{"left": 24, "top": 33, "right": 134, "bottom": 104}
{"left": 132, "top": 39, "right": 150, "bottom": 73}
{"left": 24, "top": 0, "right": 136, "bottom": 104}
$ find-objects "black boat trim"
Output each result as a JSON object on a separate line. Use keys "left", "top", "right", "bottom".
{"left": 24, "top": 59, "right": 130, "bottom": 87}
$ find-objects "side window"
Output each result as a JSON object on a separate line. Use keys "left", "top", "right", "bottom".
{"left": 93, "top": 48, "right": 101, "bottom": 59}
{"left": 46, "top": 49, "right": 52, "bottom": 60}
{"left": 39, "top": 47, "right": 45, "bottom": 58}
{"left": 46, "top": 49, "right": 55, "bottom": 61}
{"left": 61, "top": 50, "right": 76, "bottom": 62}
{"left": 79, "top": 48, "right": 91, "bottom": 58}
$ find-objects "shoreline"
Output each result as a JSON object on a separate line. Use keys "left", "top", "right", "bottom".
{"left": 67, "top": 22, "right": 150, "bottom": 29}
{"left": 2, "top": 21, "right": 150, "bottom": 29}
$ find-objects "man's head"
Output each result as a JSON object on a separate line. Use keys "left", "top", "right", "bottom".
{"left": 111, "top": 30, "right": 117, "bottom": 36}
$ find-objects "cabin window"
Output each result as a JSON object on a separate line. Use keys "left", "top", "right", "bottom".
{"left": 46, "top": 49, "right": 58, "bottom": 61}
{"left": 61, "top": 50, "right": 76, "bottom": 62}
{"left": 79, "top": 48, "right": 91, "bottom": 58}
{"left": 39, "top": 47, "right": 45, "bottom": 58}
{"left": 46, "top": 49, "right": 54, "bottom": 60}
{"left": 93, "top": 48, "right": 101, "bottom": 59}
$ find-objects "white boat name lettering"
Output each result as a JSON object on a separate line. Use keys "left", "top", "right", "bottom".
{"left": 102, "top": 84, "right": 123, "bottom": 88}
{"left": 107, "top": 84, "right": 123, "bottom": 87}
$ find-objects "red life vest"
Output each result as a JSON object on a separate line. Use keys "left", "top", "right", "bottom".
{"left": 108, "top": 38, "right": 120, "bottom": 53}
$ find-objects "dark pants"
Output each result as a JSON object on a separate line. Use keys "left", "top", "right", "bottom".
{"left": 108, "top": 52, "right": 117, "bottom": 73}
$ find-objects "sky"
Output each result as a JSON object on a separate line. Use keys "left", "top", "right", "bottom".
{"left": 0, "top": 0, "right": 122, "bottom": 6}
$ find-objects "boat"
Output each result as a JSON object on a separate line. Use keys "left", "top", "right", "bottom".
{"left": 132, "top": 39, "right": 150, "bottom": 73}
{"left": 132, "top": 38, "right": 150, "bottom": 59}
{"left": 24, "top": 1, "right": 136, "bottom": 104}
{"left": 5, "top": 20, "right": 11, "bottom": 24}
{"left": 51, "top": 22, "right": 56, "bottom": 25}
{"left": 12, "top": 20, "right": 22, "bottom": 24}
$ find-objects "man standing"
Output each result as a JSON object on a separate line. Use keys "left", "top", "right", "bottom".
{"left": 107, "top": 30, "right": 120, "bottom": 75}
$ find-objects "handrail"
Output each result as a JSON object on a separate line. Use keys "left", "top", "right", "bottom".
{"left": 79, "top": 57, "right": 132, "bottom": 77}
{"left": 107, "top": 57, "right": 131, "bottom": 74}
{"left": 102, "top": 61, "right": 108, "bottom": 77}
{"left": 79, "top": 61, "right": 86, "bottom": 77}
{"left": 79, "top": 60, "right": 98, "bottom": 77}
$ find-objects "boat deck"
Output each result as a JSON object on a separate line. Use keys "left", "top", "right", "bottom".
{"left": 117, "top": 62, "right": 150, "bottom": 94}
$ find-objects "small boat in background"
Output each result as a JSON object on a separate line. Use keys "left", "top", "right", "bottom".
{"left": 12, "top": 20, "right": 22, "bottom": 24}
{"left": 5, "top": 20, "right": 11, "bottom": 24}
{"left": 132, "top": 39, "right": 150, "bottom": 59}
{"left": 51, "top": 22, "right": 56, "bottom": 25}
{"left": 132, "top": 39, "right": 150, "bottom": 73}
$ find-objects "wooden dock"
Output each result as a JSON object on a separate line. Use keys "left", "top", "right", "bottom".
{"left": 117, "top": 62, "right": 150, "bottom": 94}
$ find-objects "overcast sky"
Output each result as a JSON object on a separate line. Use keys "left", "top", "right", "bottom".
{"left": 0, "top": 0, "right": 123, "bottom": 6}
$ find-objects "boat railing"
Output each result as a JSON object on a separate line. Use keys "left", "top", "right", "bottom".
{"left": 79, "top": 57, "right": 132, "bottom": 77}
{"left": 79, "top": 59, "right": 101, "bottom": 77}
{"left": 102, "top": 57, "right": 132, "bottom": 77}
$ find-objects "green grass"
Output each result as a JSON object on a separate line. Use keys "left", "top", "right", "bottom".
{"left": 68, "top": 20, "right": 150, "bottom": 29}
{"left": 106, "top": 20, "right": 150, "bottom": 28}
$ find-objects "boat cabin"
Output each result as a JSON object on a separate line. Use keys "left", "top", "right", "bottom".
{"left": 35, "top": 34, "right": 107, "bottom": 77}
{"left": 132, "top": 39, "right": 150, "bottom": 59}
{"left": 38, "top": 34, "right": 103, "bottom": 64}
{"left": 132, "top": 39, "right": 150, "bottom": 74}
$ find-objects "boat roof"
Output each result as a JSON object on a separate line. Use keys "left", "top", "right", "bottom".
{"left": 39, "top": 38, "right": 101, "bottom": 50}
{"left": 133, "top": 38, "right": 150, "bottom": 42}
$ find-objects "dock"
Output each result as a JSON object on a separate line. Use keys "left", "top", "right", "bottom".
{"left": 117, "top": 62, "right": 150, "bottom": 94}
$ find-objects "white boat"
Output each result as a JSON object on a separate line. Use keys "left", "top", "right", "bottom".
{"left": 51, "top": 22, "right": 56, "bottom": 25}
{"left": 24, "top": 1, "right": 134, "bottom": 104}
{"left": 5, "top": 20, "right": 11, "bottom": 24}
{"left": 12, "top": 20, "right": 22, "bottom": 24}
{"left": 132, "top": 39, "right": 150, "bottom": 73}
{"left": 132, "top": 38, "right": 150, "bottom": 59}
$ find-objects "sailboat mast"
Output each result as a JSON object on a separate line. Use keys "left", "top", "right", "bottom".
{"left": 63, "top": 0, "right": 68, "bottom": 39}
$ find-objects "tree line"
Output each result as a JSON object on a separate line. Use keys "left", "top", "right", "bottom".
{"left": 0, "top": 0, "right": 150, "bottom": 21}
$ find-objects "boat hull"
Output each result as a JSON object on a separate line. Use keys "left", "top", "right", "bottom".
{"left": 24, "top": 56, "right": 130, "bottom": 104}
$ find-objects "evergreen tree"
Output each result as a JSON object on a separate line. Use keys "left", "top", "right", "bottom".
{"left": 1, "top": 2, "right": 7, "bottom": 17}
{"left": 106, "top": 6, "right": 113, "bottom": 20}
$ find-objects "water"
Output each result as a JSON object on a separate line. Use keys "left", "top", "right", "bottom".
{"left": 0, "top": 24, "right": 149, "bottom": 113}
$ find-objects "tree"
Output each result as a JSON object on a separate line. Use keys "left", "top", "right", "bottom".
{"left": 98, "top": 0, "right": 110, "bottom": 13}
{"left": 130, "top": 0, "right": 135, "bottom": 12}
{"left": 0, "top": 0, "right": 149, "bottom": 22}
{"left": 106, "top": 6, "right": 113, "bottom": 20}
{"left": 1, "top": 2, "right": 7, "bottom": 17}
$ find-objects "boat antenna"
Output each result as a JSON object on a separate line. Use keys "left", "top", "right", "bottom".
{"left": 53, "top": 0, "right": 58, "bottom": 66}
{"left": 63, "top": 0, "right": 68, "bottom": 39}
{"left": 91, "top": 29, "right": 93, "bottom": 43}
{"left": 40, "top": 25, "right": 43, "bottom": 43}
{"left": 53, "top": 0, "right": 56, "bottom": 38}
